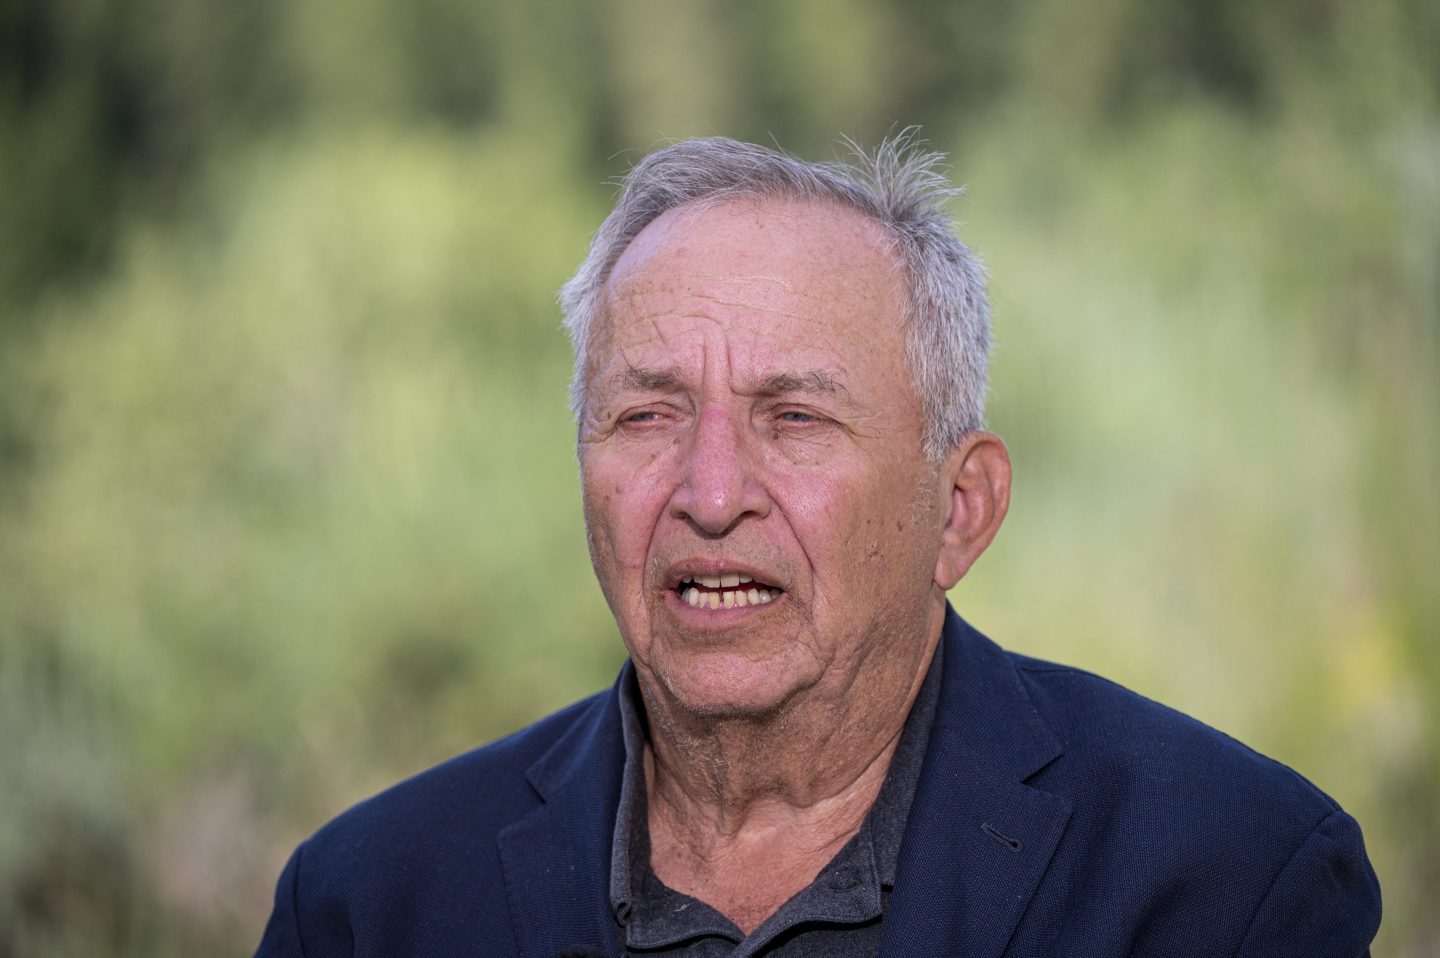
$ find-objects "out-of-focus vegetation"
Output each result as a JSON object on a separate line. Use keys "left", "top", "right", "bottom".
{"left": 1, "top": 0, "right": 1435, "bottom": 953}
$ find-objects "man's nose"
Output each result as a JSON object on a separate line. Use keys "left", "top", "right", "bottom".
{"left": 670, "top": 406, "right": 770, "bottom": 535}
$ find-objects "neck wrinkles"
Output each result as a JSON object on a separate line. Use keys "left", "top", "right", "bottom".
{"left": 637, "top": 621, "right": 943, "bottom": 841}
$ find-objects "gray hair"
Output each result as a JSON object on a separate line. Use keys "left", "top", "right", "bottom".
{"left": 559, "top": 131, "right": 991, "bottom": 458}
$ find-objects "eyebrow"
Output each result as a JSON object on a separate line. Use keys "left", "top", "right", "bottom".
{"left": 610, "top": 365, "right": 850, "bottom": 400}
{"left": 615, "top": 366, "right": 682, "bottom": 393}
{"left": 753, "top": 370, "right": 849, "bottom": 398}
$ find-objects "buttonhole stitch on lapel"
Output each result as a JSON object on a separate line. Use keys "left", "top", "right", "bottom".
{"left": 981, "top": 822, "right": 1022, "bottom": 852}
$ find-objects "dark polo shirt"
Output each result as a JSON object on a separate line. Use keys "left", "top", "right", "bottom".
{"left": 608, "top": 643, "right": 944, "bottom": 957}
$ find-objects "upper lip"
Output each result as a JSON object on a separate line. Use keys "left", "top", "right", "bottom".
{"left": 662, "top": 559, "right": 786, "bottom": 591}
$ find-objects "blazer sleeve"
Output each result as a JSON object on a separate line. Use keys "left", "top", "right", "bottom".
{"left": 1235, "top": 809, "right": 1382, "bottom": 958}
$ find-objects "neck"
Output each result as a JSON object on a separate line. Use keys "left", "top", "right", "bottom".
{"left": 639, "top": 663, "right": 926, "bottom": 835}
{"left": 635, "top": 603, "right": 945, "bottom": 930}
{"left": 640, "top": 606, "right": 944, "bottom": 825}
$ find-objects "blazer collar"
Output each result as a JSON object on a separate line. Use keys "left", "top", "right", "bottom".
{"left": 497, "top": 683, "right": 626, "bottom": 957}
{"left": 498, "top": 606, "right": 1072, "bottom": 958}
{"left": 932, "top": 604, "right": 1064, "bottom": 779}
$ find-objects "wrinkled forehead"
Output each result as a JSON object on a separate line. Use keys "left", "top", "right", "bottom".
{"left": 591, "top": 197, "right": 908, "bottom": 361}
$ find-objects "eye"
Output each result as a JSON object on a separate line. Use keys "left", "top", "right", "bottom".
{"left": 769, "top": 406, "right": 833, "bottom": 433}
{"left": 615, "top": 404, "right": 681, "bottom": 433}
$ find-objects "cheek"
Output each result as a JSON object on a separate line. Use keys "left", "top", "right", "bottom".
{"left": 782, "top": 468, "right": 932, "bottom": 581}
{"left": 776, "top": 471, "right": 873, "bottom": 571}
{"left": 581, "top": 448, "right": 677, "bottom": 578}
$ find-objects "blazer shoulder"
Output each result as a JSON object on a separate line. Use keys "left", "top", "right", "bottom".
{"left": 1010, "top": 652, "right": 1342, "bottom": 830}
{"left": 1005, "top": 652, "right": 1380, "bottom": 951}
{"left": 302, "top": 689, "right": 609, "bottom": 873}
{"left": 255, "top": 690, "right": 617, "bottom": 956}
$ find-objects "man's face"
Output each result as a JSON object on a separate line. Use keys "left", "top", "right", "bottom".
{"left": 578, "top": 198, "right": 952, "bottom": 717}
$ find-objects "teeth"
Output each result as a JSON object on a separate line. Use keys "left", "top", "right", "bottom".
{"left": 678, "top": 578, "right": 782, "bottom": 609}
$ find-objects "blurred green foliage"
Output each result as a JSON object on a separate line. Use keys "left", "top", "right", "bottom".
{"left": 1, "top": 0, "right": 1437, "bottom": 954}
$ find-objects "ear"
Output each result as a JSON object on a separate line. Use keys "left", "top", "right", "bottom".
{"left": 933, "top": 432, "right": 1012, "bottom": 590}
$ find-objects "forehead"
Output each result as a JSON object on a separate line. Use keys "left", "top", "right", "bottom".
{"left": 592, "top": 198, "right": 909, "bottom": 383}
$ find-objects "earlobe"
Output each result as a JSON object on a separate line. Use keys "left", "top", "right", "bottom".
{"left": 933, "top": 432, "right": 1012, "bottom": 590}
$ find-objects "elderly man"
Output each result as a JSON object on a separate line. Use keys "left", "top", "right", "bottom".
{"left": 255, "top": 136, "right": 1381, "bottom": 957}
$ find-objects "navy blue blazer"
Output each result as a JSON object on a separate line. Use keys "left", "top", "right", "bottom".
{"left": 255, "top": 609, "right": 1381, "bottom": 956}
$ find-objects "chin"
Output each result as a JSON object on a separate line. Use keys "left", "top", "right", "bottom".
{"left": 651, "top": 648, "right": 819, "bottom": 720}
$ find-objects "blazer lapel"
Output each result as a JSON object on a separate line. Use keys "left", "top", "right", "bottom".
{"left": 498, "top": 690, "right": 626, "bottom": 958}
{"left": 880, "top": 610, "right": 1073, "bottom": 958}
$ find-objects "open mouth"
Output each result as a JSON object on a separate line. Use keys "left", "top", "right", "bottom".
{"left": 676, "top": 573, "right": 783, "bottom": 610}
